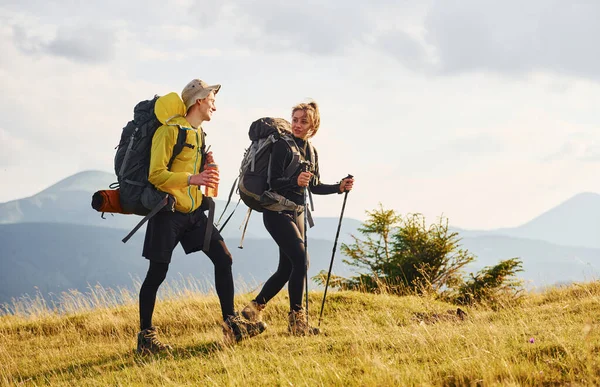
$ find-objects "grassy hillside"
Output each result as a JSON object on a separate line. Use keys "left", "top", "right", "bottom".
{"left": 1, "top": 282, "right": 599, "bottom": 386}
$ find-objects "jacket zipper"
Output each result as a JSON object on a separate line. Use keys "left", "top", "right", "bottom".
{"left": 187, "top": 130, "right": 200, "bottom": 213}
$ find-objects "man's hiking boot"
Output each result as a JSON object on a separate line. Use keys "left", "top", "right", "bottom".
{"left": 223, "top": 313, "right": 267, "bottom": 343}
{"left": 288, "top": 309, "right": 320, "bottom": 336}
{"left": 136, "top": 326, "right": 172, "bottom": 355}
{"left": 241, "top": 300, "right": 266, "bottom": 322}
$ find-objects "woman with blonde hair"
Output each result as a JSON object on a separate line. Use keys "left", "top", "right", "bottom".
{"left": 242, "top": 100, "right": 354, "bottom": 335}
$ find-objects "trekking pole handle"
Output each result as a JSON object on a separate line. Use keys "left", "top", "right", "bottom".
{"left": 300, "top": 161, "right": 311, "bottom": 173}
{"left": 299, "top": 161, "right": 313, "bottom": 187}
{"left": 341, "top": 174, "right": 353, "bottom": 193}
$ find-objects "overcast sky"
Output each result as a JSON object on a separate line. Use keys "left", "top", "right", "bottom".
{"left": 1, "top": 0, "right": 599, "bottom": 229}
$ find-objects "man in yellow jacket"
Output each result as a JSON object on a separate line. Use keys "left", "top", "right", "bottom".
{"left": 136, "top": 79, "right": 266, "bottom": 354}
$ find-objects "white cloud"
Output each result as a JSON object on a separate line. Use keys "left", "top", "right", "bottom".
{"left": 1, "top": 1, "right": 600, "bottom": 231}
{"left": 0, "top": 127, "right": 26, "bottom": 166}
{"left": 422, "top": 0, "right": 600, "bottom": 79}
{"left": 544, "top": 132, "right": 600, "bottom": 162}
{"left": 13, "top": 24, "right": 117, "bottom": 63}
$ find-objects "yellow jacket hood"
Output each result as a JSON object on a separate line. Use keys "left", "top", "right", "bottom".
{"left": 154, "top": 92, "right": 190, "bottom": 128}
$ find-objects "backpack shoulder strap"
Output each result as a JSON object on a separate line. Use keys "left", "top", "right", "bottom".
{"left": 167, "top": 127, "right": 187, "bottom": 171}
{"left": 306, "top": 141, "right": 315, "bottom": 163}
{"left": 282, "top": 135, "right": 303, "bottom": 178}
{"left": 199, "top": 129, "right": 207, "bottom": 173}
{"left": 306, "top": 141, "right": 318, "bottom": 177}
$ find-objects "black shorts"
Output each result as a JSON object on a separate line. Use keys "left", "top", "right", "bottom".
{"left": 142, "top": 208, "right": 224, "bottom": 263}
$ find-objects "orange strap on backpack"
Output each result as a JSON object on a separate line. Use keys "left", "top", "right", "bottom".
{"left": 91, "top": 189, "right": 132, "bottom": 216}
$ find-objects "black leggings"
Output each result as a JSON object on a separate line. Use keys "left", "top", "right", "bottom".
{"left": 255, "top": 210, "right": 307, "bottom": 312}
{"left": 139, "top": 239, "right": 235, "bottom": 330}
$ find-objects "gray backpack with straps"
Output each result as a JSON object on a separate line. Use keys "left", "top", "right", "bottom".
{"left": 239, "top": 117, "right": 308, "bottom": 213}
{"left": 217, "top": 117, "right": 313, "bottom": 245}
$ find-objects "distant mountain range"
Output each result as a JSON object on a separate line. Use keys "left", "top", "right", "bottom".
{"left": 0, "top": 222, "right": 347, "bottom": 305}
{"left": 0, "top": 170, "right": 598, "bottom": 303}
{"left": 0, "top": 170, "right": 363, "bottom": 242}
{"left": 453, "top": 192, "right": 600, "bottom": 249}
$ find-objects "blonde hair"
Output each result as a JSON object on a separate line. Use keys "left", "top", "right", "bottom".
{"left": 292, "top": 101, "right": 320, "bottom": 138}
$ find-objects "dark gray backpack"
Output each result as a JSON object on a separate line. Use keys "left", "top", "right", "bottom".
{"left": 217, "top": 117, "right": 313, "bottom": 245}
{"left": 113, "top": 95, "right": 188, "bottom": 216}
{"left": 238, "top": 117, "right": 310, "bottom": 213}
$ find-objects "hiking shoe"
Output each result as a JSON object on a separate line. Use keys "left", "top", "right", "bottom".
{"left": 136, "top": 326, "right": 172, "bottom": 355}
{"left": 241, "top": 300, "right": 266, "bottom": 322}
{"left": 223, "top": 314, "right": 267, "bottom": 343}
{"left": 288, "top": 309, "right": 320, "bottom": 336}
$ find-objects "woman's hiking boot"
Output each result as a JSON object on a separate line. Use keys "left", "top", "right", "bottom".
{"left": 288, "top": 309, "right": 320, "bottom": 336}
{"left": 136, "top": 326, "right": 172, "bottom": 355}
{"left": 241, "top": 300, "right": 266, "bottom": 322}
{"left": 223, "top": 313, "right": 267, "bottom": 343}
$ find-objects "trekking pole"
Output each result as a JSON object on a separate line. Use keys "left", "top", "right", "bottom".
{"left": 301, "top": 162, "right": 312, "bottom": 328}
{"left": 304, "top": 186, "right": 309, "bottom": 326}
{"left": 302, "top": 163, "right": 312, "bottom": 326}
{"left": 318, "top": 174, "right": 353, "bottom": 327}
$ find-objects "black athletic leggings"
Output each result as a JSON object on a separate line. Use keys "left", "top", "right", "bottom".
{"left": 139, "top": 239, "right": 235, "bottom": 330}
{"left": 255, "top": 210, "right": 307, "bottom": 312}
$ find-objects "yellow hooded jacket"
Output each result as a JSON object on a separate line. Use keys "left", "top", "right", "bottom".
{"left": 148, "top": 92, "right": 204, "bottom": 213}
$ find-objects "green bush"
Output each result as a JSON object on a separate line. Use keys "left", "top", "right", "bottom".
{"left": 451, "top": 257, "right": 524, "bottom": 306}
{"left": 328, "top": 205, "right": 475, "bottom": 295}
{"left": 316, "top": 205, "right": 524, "bottom": 306}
